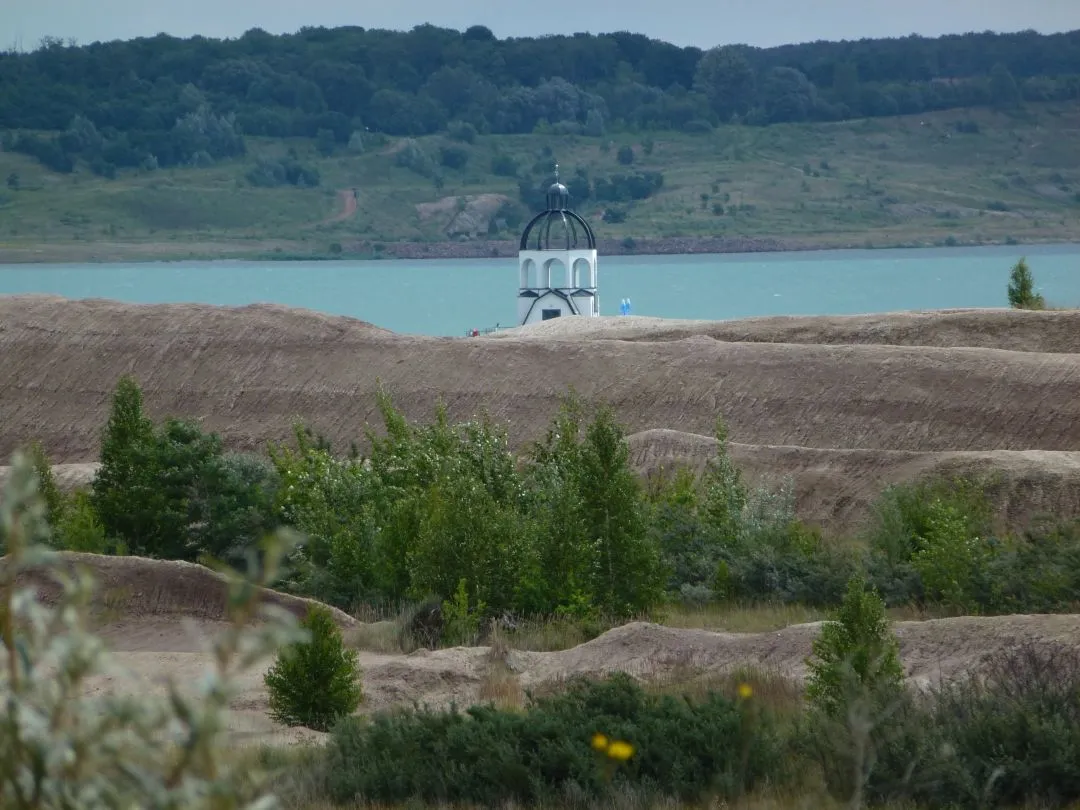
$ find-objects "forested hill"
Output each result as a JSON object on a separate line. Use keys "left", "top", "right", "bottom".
{"left": 1, "top": 25, "right": 1079, "bottom": 174}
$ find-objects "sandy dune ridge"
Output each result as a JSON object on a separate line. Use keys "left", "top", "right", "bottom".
{"left": 3, "top": 295, "right": 1080, "bottom": 533}
{"left": 3, "top": 295, "right": 1080, "bottom": 743}
{"left": 4, "top": 296, "right": 1080, "bottom": 463}
{"left": 9, "top": 553, "right": 1080, "bottom": 745}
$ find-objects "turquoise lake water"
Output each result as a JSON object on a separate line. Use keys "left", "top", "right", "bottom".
{"left": 1, "top": 243, "right": 1078, "bottom": 336}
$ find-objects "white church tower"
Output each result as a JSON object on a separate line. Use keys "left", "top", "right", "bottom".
{"left": 517, "top": 165, "right": 599, "bottom": 326}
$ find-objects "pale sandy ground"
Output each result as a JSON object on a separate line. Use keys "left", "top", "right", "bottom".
{"left": 8, "top": 554, "right": 1080, "bottom": 747}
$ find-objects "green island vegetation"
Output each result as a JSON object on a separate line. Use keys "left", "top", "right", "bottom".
{"left": 3, "top": 372, "right": 1080, "bottom": 808}
{"left": 1, "top": 27, "right": 1080, "bottom": 261}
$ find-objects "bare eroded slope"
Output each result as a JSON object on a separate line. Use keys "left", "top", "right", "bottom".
{"left": 630, "top": 429, "right": 1080, "bottom": 533}
{"left": 3, "top": 296, "right": 1080, "bottom": 467}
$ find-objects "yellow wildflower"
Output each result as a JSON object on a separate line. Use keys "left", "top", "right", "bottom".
{"left": 737, "top": 682, "right": 754, "bottom": 700}
{"left": 606, "top": 740, "right": 634, "bottom": 762}
{"left": 591, "top": 733, "right": 609, "bottom": 752}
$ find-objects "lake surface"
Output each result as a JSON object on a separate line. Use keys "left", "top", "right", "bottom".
{"left": 2, "top": 243, "right": 1079, "bottom": 336}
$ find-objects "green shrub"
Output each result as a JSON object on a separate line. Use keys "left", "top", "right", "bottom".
{"left": 911, "top": 497, "right": 994, "bottom": 611}
{"left": 440, "top": 578, "right": 485, "bottom": 646}
{"left": 447, "top": 121, "right": 478, "bottom": 143}
{"left": 326, "top": 673, "right": 784, "bottom": 806}
{"left": 648, "top": 422, "right": 855, "bottom": 608}
{"left": 491, "top": 153, "right": 519, "bottom": 177}
{"left": 91, "top": 376, "right": 278, "bottom": 565}
{"left": 439, "top": 144, "right": 470, "bottom": 169}
{"left": 806, "top": 577, "right": 903, "bottom": 720}
{"left": 805, "top": 577, "right": 905, "bottom": 804}
{"left": 53, "top": 489, "right": 109, "bottom": 553}
{"left": 90, "top": 374, "right": 155, "bottom": 544}
{"left": 26, "top": 440, "right": 64, "bottom": 530}
{"left": 986, "top": 520, "right": 1080, "bottom": 611}
{"left": 265, "top": 604, "right": 363, "bottom": 732}
{"left": 865, "top": 475, "right": 994, "bottom": 605}
{"left": 867, "top": 641, "right": 1080, "bottom": 808}
{"left": 0, "top": 450, "right": 305, "bottom": 809}
{"left": 394, "top": 139, "right": 437, "bottom": 178}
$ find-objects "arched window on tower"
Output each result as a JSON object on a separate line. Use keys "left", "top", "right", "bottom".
{"left": 520, "top": 259, "right": 537, "bottom": 289}
{"left": 572, "top": 258, "right": 592, "bottom": 288}
{"left": 544, "top": 258, "right": 568, "bottom": 288}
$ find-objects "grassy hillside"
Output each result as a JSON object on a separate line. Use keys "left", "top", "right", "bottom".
{"left": 2, "top": 103, "right": 1079, "bottom": 263}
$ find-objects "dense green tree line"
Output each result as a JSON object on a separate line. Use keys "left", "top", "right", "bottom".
{"left": 1, "top": 25, "right": 1078, "bottom": 175}
{"left": 11, "top": 374, "right": 1080, "bottom": 645}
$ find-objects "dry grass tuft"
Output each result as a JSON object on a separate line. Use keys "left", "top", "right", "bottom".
{"left": 659, "top": 603, "right": 827, "bottom": 633}
{"left": 344, "top": 621, "right": 402, "bottom": 654}
{"left": 477, "top": 625, "right": 526, "bottom": 711}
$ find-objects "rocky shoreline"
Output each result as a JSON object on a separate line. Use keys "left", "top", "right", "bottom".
{"left": 346, "top": 234, "right": 812, "bottom": 260}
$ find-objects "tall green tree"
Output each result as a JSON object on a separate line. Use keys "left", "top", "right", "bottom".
{"left": 90, "top": 375, "right": 155, "bottom": 546}
{"left": 578, "top": 406, "right": 665, "bottom": 616}
{"left": 1007, "top": 257, "right": 1045, "bottom": 309}
{"left": 693, "top": 45, "right": 757, "bottom": 121}
{"left": 832, "top": 61, "right": 860, "bottom": 106}
{"left": 989, "top": 62, "right": 1022, "bottom": 108}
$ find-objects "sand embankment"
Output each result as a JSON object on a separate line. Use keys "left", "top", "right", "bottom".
{"left": 3, "top": 295, "right": 1080, "bottom": 533}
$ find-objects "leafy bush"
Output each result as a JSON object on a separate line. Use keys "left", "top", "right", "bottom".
{"left": 805, "top": 577, "right": 905, "bottom": 804}
{"left": 617, "top": 144, "right": 635, "bottom": 165}
{"left": 265, "top": 605, "right": 363, "bottom": 731}
{"left": 602, "top": 205, "right": 627, "bottom": 223}
{"left": 864, "top": 475, "right": 994, "bottom": 606}
{"left": 447, "top": 120, "right": 478, "bottom": 143}
{"left": 806, "top": 577, "right": 903, "bottom": 720}
{"left": 245, "top": 156, "right": 320, "bottom": 187}
{"left": 594, "top": 171, "right": 665, "bottom": 202}
{"left": 910, "top": 497, "right": 993, "bottom": 610}
{"left": 394, "top": 139, "right": 438, "bottom": 178}
{"left": 326, "top": 673, "right": 784, "bottom": 806}
{"left": 867, "top": 641, "right": 1080, "bottom": 809}
{"left": 53, "top": 490, "right": 109, "bottom": 552}
{"left": 491, "top": 152, "right": 519, "bottom": 177}
{"left": 439, "top": 144, "right": 470, "bottom": 169}
{"left": 986, "top": 520, "right": 1080, "bottom": 611}
{"left": 648, "top": 420, "right": 855, "bottom": 608}
{"left": 27, "top": 440, "right": 64, "bottom": 530}
{"left": 0, "top": 450, "right": 304, "bottom": 809}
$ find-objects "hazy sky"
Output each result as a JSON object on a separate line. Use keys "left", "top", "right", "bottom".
{"left": 3, "top": 0, "right": 1079, "bottom": 51}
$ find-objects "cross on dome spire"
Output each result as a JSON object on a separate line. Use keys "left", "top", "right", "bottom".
{"left": 554, "top": 162, "right": 559, "bottom": 182}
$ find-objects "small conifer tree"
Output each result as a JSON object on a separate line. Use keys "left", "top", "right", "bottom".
{"left": 805, "top": 576, "right": 905, "bottom": 806}
{"left": 806, "top": 576, "right": 903, "bottom": 719}
{"left": 265, "top": 604, "right": 362, "bottom": 731}
{"left": 90, "top": 374, "right": 155, "bottom": 543}
{"left": 1007, "top": 257, "right": 1045, "bottom": 310}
